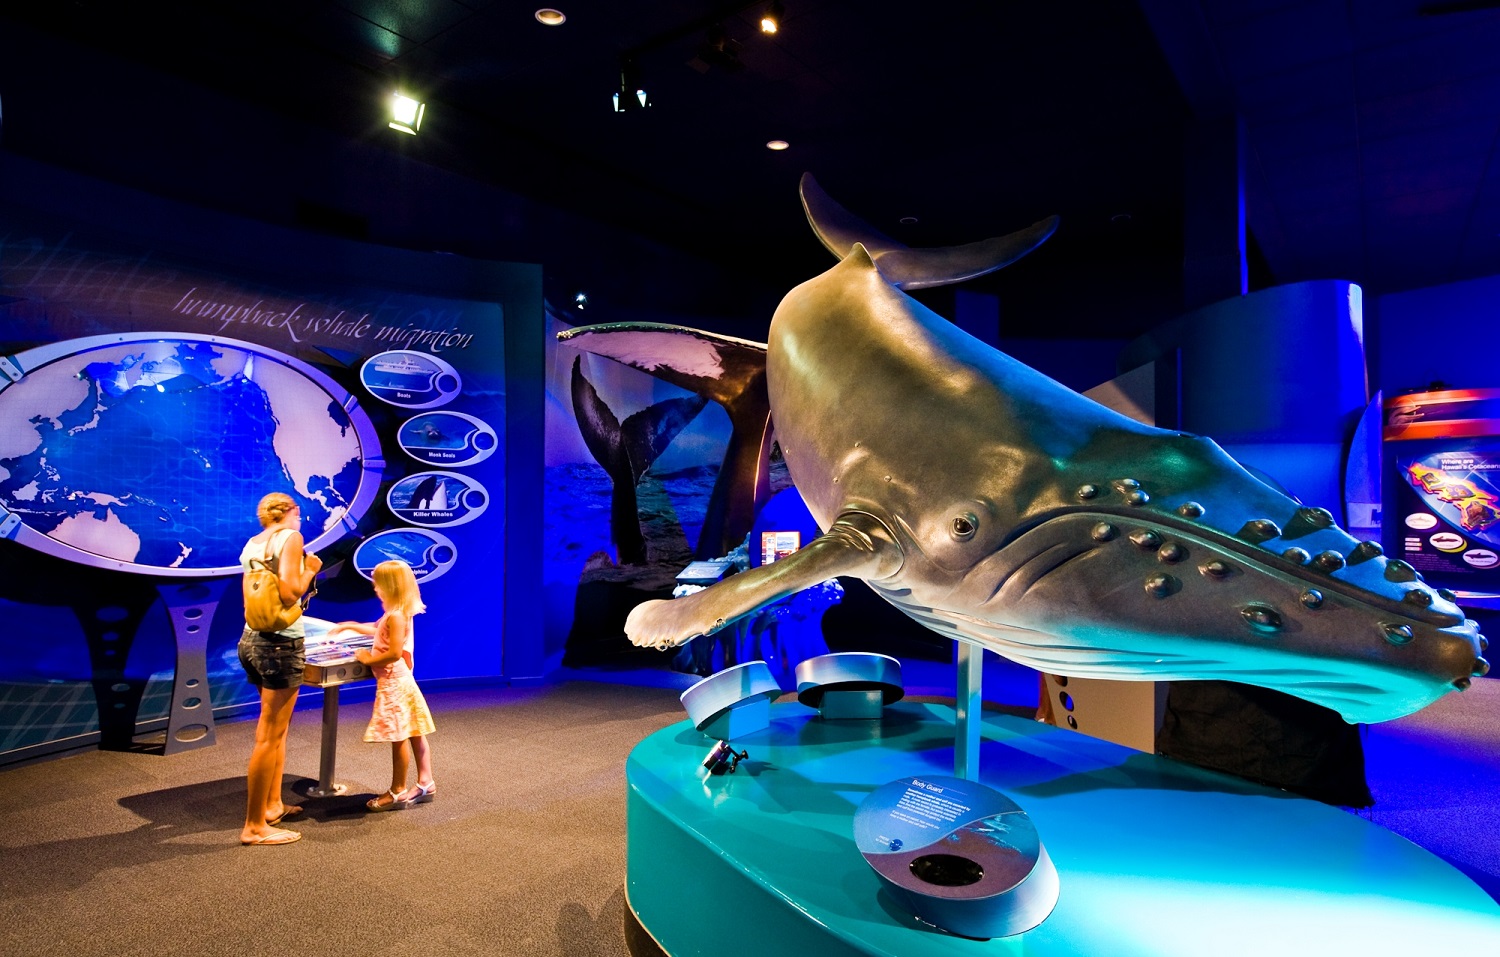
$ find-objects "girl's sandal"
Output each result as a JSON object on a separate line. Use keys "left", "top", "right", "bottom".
{"left": 366, "top": 789, "right": 410, "bottom": 812}
{"left": 403, "top": 782, "right": 436, "bottom": 805}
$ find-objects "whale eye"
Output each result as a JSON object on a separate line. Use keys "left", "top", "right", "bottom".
{"left": 951, "top": 515, "right": 976, "bottom": 540}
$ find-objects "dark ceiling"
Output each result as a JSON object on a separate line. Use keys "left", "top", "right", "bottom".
{"left": 4, "top": 1, "right": 1500, "bottom": 339}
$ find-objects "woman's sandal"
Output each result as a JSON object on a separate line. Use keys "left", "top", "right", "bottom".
{"left": 403, "top": 782, "right": 436, "bottom": 806}
{"left": 366, "top": 789, "right": 410, "bottom": 812}
{"left": 242, "top": 827, "right": 301, "bottom": 846}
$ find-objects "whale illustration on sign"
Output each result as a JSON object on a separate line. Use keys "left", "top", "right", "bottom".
{"left": 559, "top": 174, "right": 1488, "bottom": 724}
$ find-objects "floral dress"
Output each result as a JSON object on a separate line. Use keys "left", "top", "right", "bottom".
{"left": 364, "top": 612, "right": 436, "bottom": 743}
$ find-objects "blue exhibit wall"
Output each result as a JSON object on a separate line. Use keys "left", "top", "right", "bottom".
{"left": 1376, "top": 275, "right": 1500, "bottom": 395}
{"left": 0, "top": 155, "right": 543, "bottom": 758}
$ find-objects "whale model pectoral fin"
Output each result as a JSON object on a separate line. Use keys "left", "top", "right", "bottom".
{"left": 625, "top": 510, "right": 903, "bottom": 651}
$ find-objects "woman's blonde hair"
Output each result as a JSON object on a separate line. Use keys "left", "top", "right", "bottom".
{"left": 256, "top": 492, "right": 297, "bottom": 528}
{"left": 372, "top": 560, "right": 426, "bottom": 616}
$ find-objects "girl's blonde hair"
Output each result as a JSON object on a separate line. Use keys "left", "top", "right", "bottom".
{"left": 256, "top": 492, "right": 297, "bottom": 528}
{"left": 372, "top": 560, "right": 426, "bottom": 616}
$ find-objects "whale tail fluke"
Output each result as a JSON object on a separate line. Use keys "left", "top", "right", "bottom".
{"left": 570, "top": 357, "right": 708, "bottom": 564}
{"left": 560, "top": 324, "right": 774, "bottom": 558}
{"left": 800, "top": 172, "right": 1059, "bottom": 290}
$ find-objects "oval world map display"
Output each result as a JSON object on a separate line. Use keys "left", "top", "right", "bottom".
{"left": 0, "top": 333, "right": 382, "bottom": 576}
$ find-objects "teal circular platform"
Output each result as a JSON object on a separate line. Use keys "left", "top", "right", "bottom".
{"left": 624, "top": 701, "right": 1500, "bottom": 956}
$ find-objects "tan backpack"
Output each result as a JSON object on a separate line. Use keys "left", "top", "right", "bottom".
{"left": 243, "top": 531, "right": 303, "bottom": 633}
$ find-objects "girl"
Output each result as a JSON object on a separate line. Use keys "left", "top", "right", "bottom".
{"left": 344, "top": 559, "right": 437, "bottom": 811}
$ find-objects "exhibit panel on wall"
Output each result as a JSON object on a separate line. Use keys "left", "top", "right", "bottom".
{"left": 1383, "top": 388, "right": 1500, "bottom": 599}
{"left": 0, "top": 156, "right": 542, "bottom": 760}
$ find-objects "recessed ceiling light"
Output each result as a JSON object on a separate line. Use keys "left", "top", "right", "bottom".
{"left": 900, "top": 216, "right": 918, "bottom": 225}
{"left": 766, "top": 139, "right": 790, "bottom": 151}
{"left": 535, "top": 8, "right": 566, "bottom": 26}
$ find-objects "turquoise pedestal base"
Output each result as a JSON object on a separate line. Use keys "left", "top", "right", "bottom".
{"left": 625, "top": 701, "right": 1500, "bottom": 956}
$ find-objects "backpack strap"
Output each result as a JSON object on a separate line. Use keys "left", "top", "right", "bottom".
{"left": 260, "top": 528, "right": 295, "bottom": 576}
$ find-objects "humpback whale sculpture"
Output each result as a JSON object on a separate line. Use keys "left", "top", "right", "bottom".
{"left": 560, "top": 174, "right": 1488, "bottom": 724}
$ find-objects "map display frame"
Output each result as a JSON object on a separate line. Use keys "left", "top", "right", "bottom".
{"left": 0, "top": 332, "right": 384, "bottom": 577}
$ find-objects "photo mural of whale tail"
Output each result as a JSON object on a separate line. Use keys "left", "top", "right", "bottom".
{"left": 567, "top": 173, "right": 1488, "bottom": 725}
{"left": 569, "top": 357, "right": 708, "bottom": 564}
{"left": 560, "top": 325, "right": 775, "bottom": 560}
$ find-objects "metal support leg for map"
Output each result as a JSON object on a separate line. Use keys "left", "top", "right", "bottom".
{"left": 955, "top": 641, "right": 983, "bottom": 780}
{"left": 156, "top": 579, "right": 226, "bottom": 756}
{"left": 309, "top": 686, "right": 347, "bottom": 797}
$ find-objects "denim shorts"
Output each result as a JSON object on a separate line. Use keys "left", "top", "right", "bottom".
{"left": 239, "top": 628, "right": 306, "bottom": 690}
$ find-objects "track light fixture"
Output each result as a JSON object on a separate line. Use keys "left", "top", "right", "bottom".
{"left": 760, "top": 0, "right": 784, "bottom": 35}
{"left": 693, "top": 23, "right": 744, "bottom": 73}
{"left": 613, "top": 59, "right": 650, "bottom": 112}
{"left": 389, "top": 91, "right": 425, "bottom": 134}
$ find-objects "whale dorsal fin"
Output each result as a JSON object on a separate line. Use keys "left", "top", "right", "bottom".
{"left": 801, "top": 172, "right": 1059, "bottom": 290}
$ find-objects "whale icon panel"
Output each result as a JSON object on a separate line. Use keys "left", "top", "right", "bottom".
{"left": 360, "top": 350, "right": 462, "bottom": 409}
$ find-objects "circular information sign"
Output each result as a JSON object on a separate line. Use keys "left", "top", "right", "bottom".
{"left": 853, "top": 775, "right": 1058, "bottom": 939}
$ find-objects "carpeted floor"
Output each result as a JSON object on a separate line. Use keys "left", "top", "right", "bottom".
{"left": 0, "top": 675, "right": 1495, "bottom": 957}
{"left": 1358, "top": 675, "right": 1500, "bottom": 903}
{"left": 0, "top": 681, "right": 686, "bottom": 957}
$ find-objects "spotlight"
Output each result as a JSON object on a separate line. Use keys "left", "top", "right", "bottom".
{"left": 701, "top": 739, "right": 749, "bottom": 776}
{"left": 389, "top": 91, "right": 425, "bottom": 135}
{"left": 573, "top": 291, "right": 589, "bottom": 309}
{"left": 613, "top": 60, "right": 650, "bottom": 112}
{"left": 760, "top": 0, "right": 784, "bottom": 35}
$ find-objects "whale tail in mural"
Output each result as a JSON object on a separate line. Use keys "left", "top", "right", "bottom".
{"left": 560, "top": 327, "right": 776, "bottom": 559}
{"left": 563, "top": 174, "right": 1488, "bottom": 724}
{"left": 569, "top": 357, "right": 709, "bottom": 565}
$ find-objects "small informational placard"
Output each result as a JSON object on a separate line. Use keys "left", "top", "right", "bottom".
{"left": 1392, "top": 447, "right": 1500, "bottom": 592}
{"left": 853, "top": 775, "right": 1058, "bottom": 939}
{"left": 676, "top": 559, "right": 734, "bottom": 585}
{"left": 301, "top": 618, "right": 375, "bottom": 666}
{"left": 761, "top": 531, "right": 800, "bottom": 565}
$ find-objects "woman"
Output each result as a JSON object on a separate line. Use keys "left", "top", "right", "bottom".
{"left": 238, "top": 491, "right": 322, "bottom": 846}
